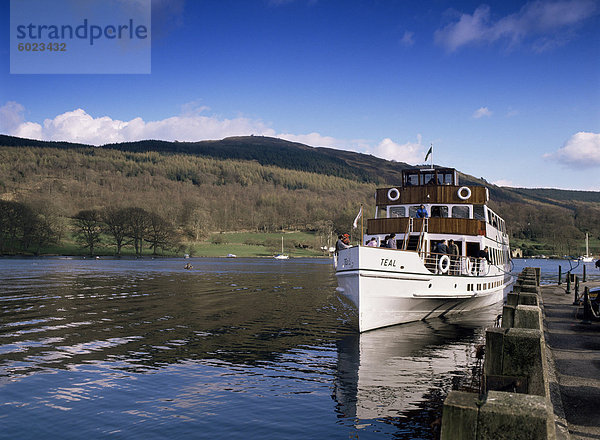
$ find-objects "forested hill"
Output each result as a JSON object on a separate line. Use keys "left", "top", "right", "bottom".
{"left": 1, "top": 134, "right": 598, "bottom": 207}
{"left": 0, "top": 134, "right": 410, "bottom": 185}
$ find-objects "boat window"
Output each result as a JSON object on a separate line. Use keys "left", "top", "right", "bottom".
{"left": 389, "top": 206, "right": 406, "bottom": 218}
{"left": 421, "top": 173, "right": 436, "bottom": 185}
{"left": 404, "top": 173, "right": 419, "bottom": 186}
{"left": 408, "top": 206, "right": 420, "bottom": 218}
{"left": 440, "top": 172, "right": 453, "bottom": 185}
{"left": 451, "top": 206, "right": 470, "bottom": 219}
{"left": 431, "top": 205, "right": 448, "bottom": 218}
{"left": 473, "top": 205, "right": 486, "bottom": 221}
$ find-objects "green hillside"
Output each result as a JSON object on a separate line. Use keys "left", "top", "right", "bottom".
{"left": 0, "top": 134, "right": 598, "bottom": 257}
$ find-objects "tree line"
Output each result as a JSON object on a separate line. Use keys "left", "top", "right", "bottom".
{"left": 74, "top": 207, "right": 177, "bottom": 256}
{"left": 0, "top": 200, "right": 178, "bottom": 256}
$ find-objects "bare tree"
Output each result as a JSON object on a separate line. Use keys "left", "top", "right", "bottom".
{"left": 103, "top": 207, "right": 130, "bottom": 256}
{"left": 146, "top": 212, "right": 176, "bottom": 255}
{"left": 73, "top": 209, "right": 103, "bottom": 255}
{"left": 123, "top": 207, "right": 150, "bottom": 256}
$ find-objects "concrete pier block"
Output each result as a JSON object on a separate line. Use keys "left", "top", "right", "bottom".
{"left": 440, "top": 391, "right": 480, "bottom": 440}
{"left": 517, "top": 292, "right": 539, "bottom": 306}
{"left": 502, "top": 328, "right": 545, "bottom": 396}
{"left": 484, "top": 327, "right": 506, "bottom": 376}
{"left": 514, "top": 305, "right": 542, "bottom": 330}
{"left": 506, "top": 292, "right": 519, "bottom": 306}
{"left": 501, "top": 305, "right": 515, "bottom": 328}
{"left": 519, "top": 285, "right": 540, "bottom": 294}
{"left": 478, "top": 391, "right": 551, "bottom": 440}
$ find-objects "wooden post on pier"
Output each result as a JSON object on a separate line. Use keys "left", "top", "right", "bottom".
{"left": 558, "top": 265, "right": 562, "bottom": 285}
{"left": 583, "top": 265, "right": 587, "bottom": 283}
{"left": 566, "top": 272, "right": 571, "bottom": 295}
{"left": 574, "top": 277, "right": 580, "bottom": 304}
{"left": 582, "top": 286, "right": 592, "bottom": 325}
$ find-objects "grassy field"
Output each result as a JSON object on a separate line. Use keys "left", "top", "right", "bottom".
{"left": 184, "top": 231, "right": 331, "bottom": 258}
{"left": 28, "top": 230, "right": 332, "bottom": 258}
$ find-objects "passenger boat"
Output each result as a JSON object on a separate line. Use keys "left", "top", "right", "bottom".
{"left": 335, "top": 166, "right": 513, "bottom": 332}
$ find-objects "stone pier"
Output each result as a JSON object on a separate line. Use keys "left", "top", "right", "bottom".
{"left": 441, "top": 268, "right": 556, "bottom": 439}
{"left": 441, "top": 268, "right": 600, "bottom": 440}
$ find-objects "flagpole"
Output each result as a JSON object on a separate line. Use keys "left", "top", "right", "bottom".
{"left": 360, "top": 203, "right": 363, "bottom": 245}
{"left": 430, "top": 143, "right": 433, "bottom": 168}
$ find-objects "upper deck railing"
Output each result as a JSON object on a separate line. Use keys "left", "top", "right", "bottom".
{"left": 367, "top": 217, "right": 486, "bottom": 236}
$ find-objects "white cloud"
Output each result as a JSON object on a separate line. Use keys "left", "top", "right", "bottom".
{"left": 0, "top": 101, "right": 26, "bottom": 133}
{"left": 435, "top": 1, "right": 597, "bottom": 52}
{"left": 544, "top": 132, "right": 600, "bottom": 168}
{"left": 277, "top": 132, "right": 342, "bottom": 148}
{"left": 371, "top": 135, "right": 427, "bottom": 164}
{"left": 9, "top": 107, "right": 278, "bottom": 145}
{"left": 4, "top": 102, "right": 433, "bottom": 166}
{"left": 473, "top": 107, "right": 492, "bottom": 118}
{"left": 400, "top": 31, "right": 415, "bottom": 47}
{"left": 492, "top": 179, "right": 515, "bottom": 187}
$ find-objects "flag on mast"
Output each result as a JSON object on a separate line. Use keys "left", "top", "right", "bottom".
{"left": 352, "top": 205, "right": 363, "bottom": 229}
{"left": 424, "top": 145, "right": 433, "bottom": 162}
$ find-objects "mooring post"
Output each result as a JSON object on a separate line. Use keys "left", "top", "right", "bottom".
{"left": 558, "top": 265, "right": 562, "bottom": 285}
{"left": 566, "top": 272, "right": 571, "bottom": 295}
{"left": 574, "top": 276, "right": 579, "bottom": 304}
{"left": 582, "top": 286, "right": 592, "bottom": 325}
{"left": 583, "top": 265, "right": 586, "bottom": 283}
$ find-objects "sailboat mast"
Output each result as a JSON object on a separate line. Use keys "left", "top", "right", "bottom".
{"left": 586, "top": 232, "right": 589, "bottom": 257}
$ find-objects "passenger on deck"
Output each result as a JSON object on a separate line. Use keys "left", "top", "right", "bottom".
{"left": 448, "top": 240, "right": 459, "bottom": 256}
{"left": 336, "top": 234, "right": 351, "bottom": 252}
{"left": 386, "top": 233, "right": 397, "bottom": 249}
{"left": 366, "top": 237, "right": 378, "bottom": 247}
{"left": 436, "top": 240, "right": 448, "bottom": 255}
{"left": 448, "top": 240, "right": 459, "bottom": 274}
{"left": 381, "top": 235, "right": 390, "bottom": 247}
{"left": 478, "top": 247, "right": 490, "bottom": 263}
{"left": 416, "top": 204, "right": 428, "bottom": 218}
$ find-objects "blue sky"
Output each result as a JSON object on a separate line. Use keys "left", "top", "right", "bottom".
{"left": 1, "top": 0, "right": 599, "bottom": 190}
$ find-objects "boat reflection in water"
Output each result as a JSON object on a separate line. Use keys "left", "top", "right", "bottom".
{"left": 333, "top": 307, "right": 501, "bottom": 426}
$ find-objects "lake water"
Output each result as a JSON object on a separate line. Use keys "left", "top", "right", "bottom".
{"left": 0, "top": 257, "right": 595, "bottom": 439}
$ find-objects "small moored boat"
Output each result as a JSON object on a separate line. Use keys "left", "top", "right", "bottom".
{"left": 579, "top": 233, "right": 594, "bottom": 263}
{"left": 274, "top": 236, "right": 289, "bottom": 260}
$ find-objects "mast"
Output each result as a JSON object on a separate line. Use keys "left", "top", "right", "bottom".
{"left": 586, "top": 232, "right": 589, "bottom": 257}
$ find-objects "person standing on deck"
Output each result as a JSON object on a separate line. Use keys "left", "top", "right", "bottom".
{"left": 386, "top": 233, "right": 397, "bottom": 249}
{"left": 335, "top": 234, "right": 351, "bottom": 253}
{"left": 416, "top": 204, "right": 428, "bottom": 218}
{"left": 449, "top": 240, "right": 459, "bottom": 274}
{"left": 436, "top": 240, "right": 448, "bottom": 255}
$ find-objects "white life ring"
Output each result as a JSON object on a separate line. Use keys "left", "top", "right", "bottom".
{"left": 438, "top": 255, "right": 450, "bottom": 274}
{"left": 463, "top": 258, "right": 471, "bottom": 274}
{"left": 457, "top": 186, "right": 471, "bottom": 200}
{"left": 387, "top": 187, "right": 400, "bottom": 201}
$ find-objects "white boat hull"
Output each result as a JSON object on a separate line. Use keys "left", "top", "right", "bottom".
{"left": 336, "top": 246, "right": 512, "bottom": 332}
